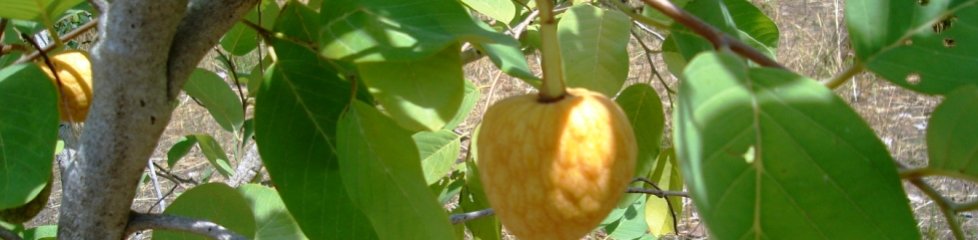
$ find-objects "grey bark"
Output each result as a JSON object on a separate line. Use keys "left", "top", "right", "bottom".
{"left": 125, "top": 212, "right": 248, "bottom": 240}
{"left": 228, "top": 143, "right": 263, "bottom": 188}
{"left": 57, "top": 0, "right": 258, "bottom": 239}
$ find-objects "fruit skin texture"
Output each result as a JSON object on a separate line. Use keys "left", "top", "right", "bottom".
{"left": 37, "top": 51, "right": 93, "bottom": 122}
{"left": 478, "top": 88, "right": 637, "bottom": 240}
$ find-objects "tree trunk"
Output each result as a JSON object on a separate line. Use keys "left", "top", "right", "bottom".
{"left": 57, "top": 0, "right": 257, "bottom": 239}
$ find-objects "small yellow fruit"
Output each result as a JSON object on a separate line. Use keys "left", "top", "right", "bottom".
{"left": 478, "top": 88, "right": 637, "bottom": 240}
{"left": 37, "top": 51, "right": 93, "bottom": 122}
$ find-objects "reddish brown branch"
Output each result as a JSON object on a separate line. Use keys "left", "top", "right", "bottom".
{"left": 638, "top": 0, "right": 786, "bottom": 69}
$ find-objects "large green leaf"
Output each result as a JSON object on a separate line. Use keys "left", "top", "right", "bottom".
{"left": 666, "top": 0, "right": 778, "bottom": 64}
{"left": 847, "top": 0, "right": 978, "bottom": 94}
{"left": 237, "top": 184, "right": 308, "bottom": 240}
{"left": 155, "top": 183, "right": 256, "bottom": 240}
{"left": 461, "top": 0, "right": 517, "bottom": 23}
{"left": 614, "top": 84, "right": 665, "bottom": 208}
{"left": 557, "top": 4, "right": 631, "bottom": 96}
{"left": 337, "top": 101, "right": 455, "bottom": 240}
{"left": 927, "top": 85, "right": 978, "bottom": 179}
{"left": 357, "top": 46, "right": 465, "bottom": 131}
{"left": 320, "top": 0, "right": 515, "bottom": 62}
{"left": 675, "top": 52, "right": 919, "bottom": 239}
{"left": 0, "top": 0, "right": 82, "bottom": 25}
{"left": 255, "top": 3, "right": 378, "bottom": 238}
{"left": 413, "top": 130, "right": 461, "bottom": 185}
{"left": 221, "top": 0, "right": 280, "bottom": 55}
{"left": 0, "top": 64, "right": 58, "bottom": 210}
{"left": 184, "top": 69, "right": 245, "bottom": 132}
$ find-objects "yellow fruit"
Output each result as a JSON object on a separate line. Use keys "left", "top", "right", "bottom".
{"left": 38, "top": 51, "right": 93, "bottom": 122}
{"left": 477, "top": 88, "right": 637, "bottom": 240}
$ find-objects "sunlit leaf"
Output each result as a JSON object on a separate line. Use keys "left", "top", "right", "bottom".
{"left": 443, "top": 80, "right": 480, "bottom": 130}
{"left": 155, "top": 183, "right": 256, "bottom": 240}
{"left": 558, "top": 4, "right": 631, "bottom": 96}
{"left": 195, "top": 134, "right": 234, "bottom": 178}
{"left": 645, "top": 148, "right": 683, "bottom": 236}
{"left": 461, "top": 0, "right": 517, "bottom": 23}
{"left": 337, "top": 101, "right": 455, "bottom": 240}
{"left": 414, "top": 130, "right": 462, "bottom": 185}
{"left": 237, "top": 184, "right": 308, "bottom": 240}
{"left": 675, "top": 51, "right": 919, "bottom": 239}
{"left": 358, "top": 46, "right": 465, "bottom": 131}
{"left": 460, "top": 127, "right": 501, "bottom": 240}
{"left": 320, "top": 0, "right": 515, "bottom": 62}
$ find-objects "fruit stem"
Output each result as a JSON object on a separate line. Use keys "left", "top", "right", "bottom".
{"left": 536, "top": 0, "right": 567, "bottom": 101}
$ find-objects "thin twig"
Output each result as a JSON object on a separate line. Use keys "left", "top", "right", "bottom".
{"left": 908, "top": 178, "right": 966, "bottom": 240}
{"left": 147, "top": 159, "right": 167, "bottom": 212}
{"left": 637, "top": 0, "right": 785, "bottom": 69}
{"left": 125, "top": 212, "right": 248, "bottom": 240}
{"left": 822, "top": 61, "right": 864, "bottom": 89}
{"left": 214, "top": 48, "right": 249, "bottom": 119}
{"left": 630, "top": 28, "right": 675, "bottom": 100}
{"left": 450, "top": 209, "right": 495, "bottom": 224}
{"left": 14, "top": 19, "right": 99, "bottom": 64}
{"left": 153, "top": 162, "right": 199, "bottom": 185}
{"left": 147, "top": 183, "right": 180, "bottom": 213}
{"left": 631, "top": 178, "right": 686, "bottom": 232}
{"left": 626, "top": 187, "right": 690, "bottom": 198}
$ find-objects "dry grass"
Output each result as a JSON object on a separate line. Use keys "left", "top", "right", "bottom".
{"left": 22, "top": 0, "right": 976, "bottom": 239}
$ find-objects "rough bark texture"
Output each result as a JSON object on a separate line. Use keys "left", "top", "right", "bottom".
{"left": 58, "top": 0, "right": 258, "bottom": 239}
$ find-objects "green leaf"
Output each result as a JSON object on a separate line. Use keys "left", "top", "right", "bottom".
{"left": 557, "top": 4, "right": 631, "bottom": 96}
{"left": 443, "top": 80, "right": 480, "bottom": 130}
{"left": 847, "top": 1, "right": 978, "bottom": 94}
{"left": 320, "top": 0, "right": 515, "bottom": 62}
{"left": 724, "top": 0, "right": 779, "bottom": 50}
{"left": 927, "top": 85, "right": 978, "bottom": 179}
{"left": 337, "top": 101, "right": 455, "bottom": 240}
{"left": 256, "top": 41, "right": 377, "bottom": 239}
{"left": 460, "top": 128, "right": 501, "bottom": 240}
{"left": 645, "top": 148, "right": 683, "bottom": 237}
{"left": 257, "top": 5, "right": 377, "bottom": 237}
{"left": 675, "top": 51, "right": 919, "bottom": 239}
{"left": 166, "top": 135, "right": 198, "bottom": 167}
{"left": 472, "top": 21, "right": 541, "bottom": 86}
{"left": 155, "top": 183, "right": 256, "bottom": 240}
{"left": 0, "top": 64, "right": 58, "bottom": 210}
{"left": 357, "top": 46, "right": 465, "bottom": 131}
{"left": 413, "top": 130, "right": 462, "bottom": 185}
{"left": 461, "top": 0, "right": 517, "bottom": 23}
{"left": 221, "top": 0, "right": 280, "bottom": 55}
{"left": 237, "top": 184, "right": 308, "bottom": 240}
{"left": 184, "top": 69, "right": 245, "bottom": 132}
{"left": 605, "top": 196, "right": 649, "bottom": 240}
{"left": 20, "top": 225, "right": 57, "bottom": 240}
{"left": 615, "top": 84, "right": 665, "bottom": 208}
{"left": 0, "top": 0, "right": 83, "bottom": 25}
{"left": 194, "top": 134, "right": 234, "bottom": 178}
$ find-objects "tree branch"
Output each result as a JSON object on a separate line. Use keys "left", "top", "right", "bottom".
{"left": 166, "top": 0, "right": 260, "bottom": 100}
{"left": 228, "top": 143, "right": 263, "bottom": 188}
{"left": 125, "top": 212, "right": 247, "bottom": 240}
{"left": 57, "top": 0, "right": 189, "bottom": 238}
{"left": 822, "top": 61, "right": 864, "bottom": 89}
{"left": 908, "top": 178, "right": 966, "bottom": 240}
{"left": 13, "top": 19, "right": 99, "bottom": 64}
{"left": 626, "top": 187, "right": 690, "bottom": 198}
{"left": 450, "top": 209, "right": 495, "bottom": 225}
{"left": 637, "top": 0, "right": 786, "bottom": 69}
{"left": 0, "top": 226, "right": 21, "bottom": 240}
